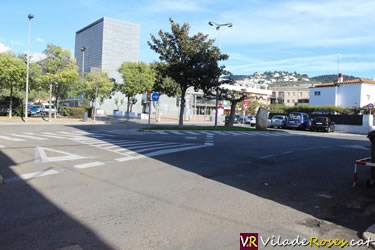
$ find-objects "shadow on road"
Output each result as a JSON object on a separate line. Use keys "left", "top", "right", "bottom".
{"left": 0, "top": 151, "right": 113, "bottom": 249}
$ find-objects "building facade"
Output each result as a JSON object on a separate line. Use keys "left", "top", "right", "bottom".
{"left": 309, "top": 78, "right": 375, "bottom": 108}
{"left": 269, "top": 85, "right": 310, "bottom": 106}
{"left": 75, "top": 17, "right": 140, "bottom": 83}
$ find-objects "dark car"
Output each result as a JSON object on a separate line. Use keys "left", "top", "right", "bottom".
{"left": 311, "top": 116, "right": 335, "bottom": 132}
{"left": 286, "top": 112, "right": 311, "bottom": 130}
{"left": 234, "top": 114, "right": 245, "bottom": 124}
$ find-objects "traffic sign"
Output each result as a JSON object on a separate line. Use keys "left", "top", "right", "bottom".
{"left": 244, "top": 99, "right": 249, "bottom": 105}
{"left": 219, "top": 103, "right": 222, "bottom": 108}
{"left": 243, "top": 104, "right": 248, "bottom": 110}
{"left": 368, "top": 103, "right": 374, "bottom": 110}
{"left": 152, "top": 92, "right": 159, "bottom": 101}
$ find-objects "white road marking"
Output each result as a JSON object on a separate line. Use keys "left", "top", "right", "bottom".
{"left": 316, "top": 193, "right": 333, "bottom": 199}
{"left": 154, "top": 131, "right": 168, "bottom": 135}
{"left": 34, "top": 146, "right": 87, "bottom": 163}
{"left": 185, "top": 136, "right": 198, "bottom": 139}
{"left": 131, "top": 144, "right": 190, "bottom": 153}
{"left": 11, "top": 133, "right": 47, "bottom": 140}
{"left": 39, "top": 132, "right": 67, "bottom": 139}
{"left": 20, "top": 169, "right": 59, "bottom": 180}
{"left": 144, "top": 143, "right": 212, "bottom": 157}
{"left": 0, "top": 135, "right": 25, "bottom": 141}
{"left": 168, "top": 131, "right": 184, "bottom": 135}
{"left": 184, "top": 131, "right": 200, "bottom": 135}
{"left": 74, "top": 161, "right": 104, "bottom": 169}
{"left": 212, "top": 131, "right": 230, "bottom": 135}
{"left": 279, "top": 151, "right": 294, "bottom": 155}
{"left": 237, "top": 132, "right": 255, "bottom": 136}
{"left": 260, "top": 154, "right": 278, "bottom": 159}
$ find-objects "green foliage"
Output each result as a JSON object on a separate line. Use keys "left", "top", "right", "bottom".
{"left": 310, "top": 74, "right": 357, "bottom": 83}
{"left": 40, "top": 44, "right": 79, "bottom": 101}
{"left": 62, "top": 107, "right": 86, "bottom": 118}
{"left": 267, "top": 104, "right": 358, "bottom": 115}
{"left": 148, "top": 18, "right": 228, "bottom": 127}
{"left": 117, "top": 62, "right": 155, "bottom": 97}
{"left": 0, "top": 52, "right": 27, "bottom": 117}
{"left": 150, "top": 62, "right": 180, "bottom": 97}
{"left": 84, "top": 71, "right": 114, "bottom": 100}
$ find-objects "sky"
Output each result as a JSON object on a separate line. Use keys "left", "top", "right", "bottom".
{"left": 0, "top": 0, "right": 374, "bottom": 79}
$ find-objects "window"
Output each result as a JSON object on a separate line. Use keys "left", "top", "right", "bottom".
{"left": 287, "top": 92, "right": 290, "bottom": 96}
{"left": 314, "top": 91, "right": 320, "bottom": 96}
{"left": 367, "top": 95, "right": 371, "bottom": 101}
{"left": 292, "top": 92, "right": 296, "bottom": 96}
{"left": 300, "top": 92, "right": 303, "bottom": 96}
{"left": 287, "top": 99, "right": 290, "bottom": 103}
{"left": 292, "top": 99, "right": 295, "bottom": 103}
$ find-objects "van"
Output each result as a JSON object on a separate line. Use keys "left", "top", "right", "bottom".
{"left": 40, "top": 103, "right": 56, "bottom": 115}
{"left": 287, "top": 112, "right": 311, "bottom": 130}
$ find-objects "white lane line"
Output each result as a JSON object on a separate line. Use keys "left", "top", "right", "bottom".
{"left": 226, "top": 131, "right": 241, "bottom": 136}
{"left": 11, "top": 133, "right": 48, "bottom": 140}
{"left": 168, "top": 131, "right": 184, "bottom": 135}
{"left": 279, "top": 151, "right": 294, "bottom": 155}
{"left": 198, "top": 131, "right": 215, "bottom": 136}
{"left": 237, "top": 132, "right": 255, "bottom": 136}
{"left": 144, "top": 143, "right": 212, "bottom": 157}
{"left": 74, "top": 161, "right": 104, "bottom": 169}
{"left": 185, "top": 136, "right": 198, "bottom": 140}
{"left": 115, "top": 155, "right": 145, "bottom": 162}
{"left": 154, "top": 131, "right": 168, "bottom": 135}
{"left": 130, "top": 144, "right": 191, "bottom": 153}
{"left": 260, "top": 154, "right": 278, "bottom": 159}
{"left": 20, "top": 169, "right": 59, "bottom": 181}
{"left": 124, "top": 143, "right": 181, "bottom": 150}
{"left": 0, "top": 135, "right": 25, "bottom": 142}
{"left": 184, "top": 131, "right": 200, "bottom": 135}
{"left": 110, "top": 141, "right": 165, "bottom": 147}
{"left": 39, "top": 132, "right": 67, "bottom": 139}
{"left": 212, "top": 131, "right": 230, "bottom": 135}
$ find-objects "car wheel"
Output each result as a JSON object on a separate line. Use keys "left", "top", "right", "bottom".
{"left": 327, "top": 127, "right": 331, "bottom": 133}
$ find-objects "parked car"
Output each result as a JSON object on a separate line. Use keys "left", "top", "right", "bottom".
{"left": 40, "top": 103, "right": 56, "bottom": 115}
{"left": 248, "top": 115, "right": 256, "bottom": 126}
{"left": 286, "top": 112, "right": 311, "bottom": 130}
{"left": 234, "top": 114, "right": 245, "bottom": 124}
{"left": 271, "top": 115, "right": 288, "bottom": 128}
{"left": 311, "top": 116, "right": 335, "bottom": 132}
{"left": 28, "top": 105, "right": 41, "bottom": 116}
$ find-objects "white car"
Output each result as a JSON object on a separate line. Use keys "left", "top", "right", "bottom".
{"left": 40, "top": 103, "right": 56, "bottom": 115}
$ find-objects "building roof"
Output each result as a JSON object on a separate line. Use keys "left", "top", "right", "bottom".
{"left": 313, "top": 78, "right": 375, "bottom": 88}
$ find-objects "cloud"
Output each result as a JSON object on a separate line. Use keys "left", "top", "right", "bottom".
{"left": 36, "top": 37, "right": 45, "bottom": 43}
{"left": 0, "top": 43, "right": 11, "bottom": 52}
{"left": 30, "top": 52, "right": 47, "bottom": 62}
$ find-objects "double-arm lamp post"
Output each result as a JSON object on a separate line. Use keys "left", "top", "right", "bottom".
{"left": 208, "top": 21, "right": 232, "bottom": 127}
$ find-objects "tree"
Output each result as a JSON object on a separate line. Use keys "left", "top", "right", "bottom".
{"left": 0, "top": 52, "right": 27, "bottom": 118}
{"left": 40, "top": 44, "right": 79, "bottom": 118}
{"left": 83, "top": 71, "right": 114, "bottom": 121}
{"left": 148, "top": 18, "right": 228, "bottom": 128}
{"left": 117, "top": 62, "right": 155, "bottom": 120}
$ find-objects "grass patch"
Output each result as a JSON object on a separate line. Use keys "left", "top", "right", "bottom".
{"left": 140, "top": 126, "right": 282, "bottom": 132}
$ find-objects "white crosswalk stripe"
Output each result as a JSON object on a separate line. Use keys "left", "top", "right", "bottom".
{"left": 0, "top": 135, "right": 25, "bottom": 141}
{"left": 10, "top": 133, "right": 48, "bottom": 140}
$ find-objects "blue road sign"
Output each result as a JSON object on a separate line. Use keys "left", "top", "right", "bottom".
{"left": 152, "top": 92, "right": 159, "bottom": 101}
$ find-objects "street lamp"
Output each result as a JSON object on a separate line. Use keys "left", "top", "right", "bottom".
{"left": 208, "top": 21, "right": 232, "bottom": 127}
{"left": 79, "top": 47, "right": 86, "bottom": 108}
{"left": 25, "top": 13, "right": 34, "bottom": 123}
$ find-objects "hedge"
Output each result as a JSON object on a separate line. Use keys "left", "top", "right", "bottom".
{"left": 62, "top": 107, "right": 87, "bottom": 118}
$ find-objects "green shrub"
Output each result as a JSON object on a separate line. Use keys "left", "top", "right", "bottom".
{"left": 63, "top": 107, "right": 86, "bottom": 118}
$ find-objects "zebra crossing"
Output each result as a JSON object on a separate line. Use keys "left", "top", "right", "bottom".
{"left": 1, "top": 130, "right": 214, "bottom": 183}
{"left": 149, "top": 130, "right": 301, "bottom": 137}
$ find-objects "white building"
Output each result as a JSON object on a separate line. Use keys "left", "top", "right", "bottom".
{"left": 309, "top": 77, "right": 375, "bottom": 108}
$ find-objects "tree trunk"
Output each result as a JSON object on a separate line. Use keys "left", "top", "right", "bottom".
{"left": 126, "top": 96, "right": 130, "bottom": 121}
{"left": 8, "top": 84, "right": 13, "bottom": 119}
{"left": 228, "top": 101, "right": 237, "bottom": 127}
{"left": 54, "top": 96, "right": 58, "bottom": 119}
{"left": 178, "top": 89, "right": 186, "bottom": 128}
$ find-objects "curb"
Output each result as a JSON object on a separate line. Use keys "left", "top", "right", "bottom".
{"left": 363, "top": 224, "right": 375, "bottom": 248}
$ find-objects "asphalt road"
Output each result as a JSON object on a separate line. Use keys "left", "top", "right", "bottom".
{"left": 0, "top": 124, "right": 374, "bottom": 249}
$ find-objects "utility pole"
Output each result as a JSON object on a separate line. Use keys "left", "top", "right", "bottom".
{"left": 25, "top": 14, "right": 35, "bottom": 123}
